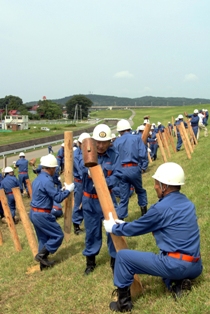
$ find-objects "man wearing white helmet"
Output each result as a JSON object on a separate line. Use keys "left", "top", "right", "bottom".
{"left": 103, "top": 162, "right": 202, "bottom": 312}
{"left": 113, "top": 119, "right": 148, "bottom": 217}
{"left": 72, "top": 132, "right": 90, "bottom": 235}
{"left": 29, "top": 154, "right": 74, "bottom": 270}
{"left": 1, "top": 167, "right": 20, "bottom": 223}
{"left": 14, "top": 152, "right": 29, "bottom": 196}
{"left": 157, "top": 121, "right": 165, "bottom": 133}
{"left": 79, "top": 124, "right": 121, "bottom": 275}
{"left": 184, "top": 109, "right": 199, "bottom": 139}
{"left": 174, "top": 115, "right": 188, "bottom": 151}
{"left": 197, "top": 110, "right": 208, "bottom": 139}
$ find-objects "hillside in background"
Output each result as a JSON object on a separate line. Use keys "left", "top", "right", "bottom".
{"left": 25, "top": 94, "right": 210, "bottom": 107}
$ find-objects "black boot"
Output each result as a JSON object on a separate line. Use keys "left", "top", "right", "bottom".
{"left": 84, "top": 255, "right": 96, "bottom": 275}
{"left": 73, "top": 223, "right": 83, "bottom": 235}
{"left": 40, "top": 263, "right": 48, "bottom": 271}
{"left": 35, "top": 246, "right": 55, "bottom": 267}
{"left": 140, "top": 205, "right": 147, "bottom": 216}
{"left": 110, "top": 286, "right": 133, "bottom": 312}
{"left": 110, "top": 257, "right": 115, "bottom": 274}
{"left": 171, "top": 279, "right": 192, "bottom": 300}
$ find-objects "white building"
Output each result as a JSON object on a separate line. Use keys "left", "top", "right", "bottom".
{"left": 4, "top": 115, "right": 29, "bottom": 130}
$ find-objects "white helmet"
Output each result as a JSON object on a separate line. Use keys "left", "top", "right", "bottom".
{"left": 152, "top": 162, "right": 185, "bottom": 186}
{"left": 178, "top": 114, "right": 183, "bottom": 119}
{"left": 111, "top": 133, "right": 116, "bottom": 139}
{"left": 116, "top": 119, "right": 131, "bottom": 132}
{"left": 157, "top": 122, "right": 161, "bottom": 126}
{"left": 194, "top": 109, "right": 199, "bottom": 114}
{"left": 61, "top": 143, "right": 64, "bottom": 147}
{"left": 92, "top": 124, "right": 112, "bottom": 141}
{"left": 78, "top": 132, "right": 90, "bottom": 143}
{"left": 40, "top": 154, "right": 58, "bottom": 168}
{"left": 139, "top": 125, "right": 145, "bottom": 131}
{"left": 19, "top": 152, "right": 25, "bottom": 157}
{"left": 73, "top": 139, "right": 78, "bottom": 144}
{"left": 143, "top": 119, "right": 149, "bottom": 124}
{"left": 175, "top": 118, "right": 179, "bottom": 121}
{"left": 4, "top": 166, "right": 14, "bottom": 173}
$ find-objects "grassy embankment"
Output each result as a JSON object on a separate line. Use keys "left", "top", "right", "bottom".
{"left": 0, "top": 106, "right": 210, "bottom": 313}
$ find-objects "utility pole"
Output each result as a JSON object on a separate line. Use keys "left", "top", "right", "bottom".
{"left": 79, "top": 105, "right": 82, "bottom": 121}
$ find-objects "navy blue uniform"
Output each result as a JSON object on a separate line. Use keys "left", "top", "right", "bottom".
{"left": 56, "top": 147, "right": 64, "bottom": 172}
{"left": 113, "top": 131, "right": 148, "bottom": 219}
{"left": 30, "top": 171, "right": 70, "bottom": 253}
{"left": 80, "top": 146, "right": 121, "bottom": 258}
{"left": 1, "top": 174, "right": 20, "bottom": 217}
{"left": 186, "top": 113, "right": 199, "bottom": 138}
{"left": 111, "top": 191, "right": 202, "bottom": 289}
{"left": 72, "top": 147, "right": 83, "bottom": 225}
{"left": 15, "top": 158, "right": 29, "bottom": 194}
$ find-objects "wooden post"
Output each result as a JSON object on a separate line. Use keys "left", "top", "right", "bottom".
{"left": 180, "top": 122, "right": 193, "bottom": 154}
{"left": 89, "top": 165, "right": 143, "bottom": 297}
{"left": 12, "top": 187, "right": 38, "bottom": 257}
{"left": 165, "top": 128, "right": 176, "bottom": 153}
{"left": 142, "top": 124, "right": 151, "bottom": 144}
{"left": 162, "top": 132, "right": 171, "bottom": 158}
{"left": 0, "top": 229, "right": 3, "bottom": 245}
{"left": 148, "top": 151, "right": 153, "bottom": 163}
{"left": 3, "top": 156, "right": 7, "bottom": 169}
{"left": 64, "top": 131, "right": 74, "bottom": 242}
{"left": 176, "top": 125, "right": 191, "bottom": 159}
{"left": 156, "top": 133, "right": 167, "bottom": 162}
{"left": 26, "top": 178, "right": 32, "bottom": 199}
{"left": 0, "top": 189, "right": 22, "bottom": 252}
{"left": 187, "top": 121, "right": 198, "bottom": 145}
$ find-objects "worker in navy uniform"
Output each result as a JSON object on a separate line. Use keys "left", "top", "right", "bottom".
{"left": 14, "top": 152, "right": 29, "bottom": 196}
{"left": 147, "top": 125, "right": 158, "bottom": 161}
{"left": 48, "top": 145, "right": 53, "bottom": 154}
{"left": 72, "top": 132, "right": 90, "bottom": 235}
{"left": 113, "top": 119, "right": 148, "bottom": 218}
{"left": 175, "top": 114, "right": 188, "bottom": 151}
{"left": 184, "top": 109, "right": 199, "bottom": 139}
{"left": 103, "top": 162, "right": 202, "bottom": 312}
{"left": 157, "top": 121, "right": 165, "bottom": 133}
{"left": 1, "top": 167, "right": 20, "bottom": 223}
{"left": 29, "top": 154, "right": 74, "bottom": 270}
{"left": 79, "top": 124, "right": 121, "bottom": 275}
{"left": 56, "top": 143, "right": 64, "bottom": 173}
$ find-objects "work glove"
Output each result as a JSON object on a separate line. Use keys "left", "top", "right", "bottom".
{"left": 58, "top": 176, "right": 61, "bottom": 181}
{"left": 115, "top": 218, "right": 125, "bottom": 225}
{"left": 13, "top": 161, "right": 16, "bottom": 164}
{"left": 88, "top": 168, "right": 92, "bottom": 178}
{"left": 103, "top": 212, "right": 116, "bottom": 233}
{"left": 64, "top": 182, "right": 75, "bottom": 192}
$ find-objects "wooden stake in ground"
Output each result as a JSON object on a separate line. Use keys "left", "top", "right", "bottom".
{"left": 142, "top": 124, "right": 151, "bottom": 144}
{"left": 165, "top": 128, "right": 176, "bottom": 153}
{"left": 64, "top": 131, "right": 74, "bottom": 242}
{"left": 26, "top": 178, "right": 32, "bottom": 199}
{"left": 0, "top": 189, "right": 22, "bottom": 252}
{"left": 180, "top": 122, "right": 193, "bottom": 154}
{"left": 156, "top": 133, "right": 167, "bottom": 162}
{"left": 162, "top": 132, "right": 171, "bottom": 158}
{"left": 176, "top": 124, "right": 191, "bottom": 160}
{"left": 82, "top": 138, "right": 143, "bottom": 298}
{"left": 12, "top": 187, "right": 38, "bottom": 257}
{"left": 0, "top": 229, "right": 3, "bottom": 245}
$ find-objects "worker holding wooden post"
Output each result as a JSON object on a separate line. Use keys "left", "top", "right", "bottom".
{"left": 104, "top": 162, "right": 202, "bottom": 312}
{"left": 29, "top": 154, "right": 74, "bottom": 270}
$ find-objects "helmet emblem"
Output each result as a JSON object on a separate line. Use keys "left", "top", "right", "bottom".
{"left": 99, "top": 131, "right": 106, "bottom": 138}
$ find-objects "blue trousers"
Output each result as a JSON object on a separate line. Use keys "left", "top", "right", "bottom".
{"left": 29, "top": 210, "right": 64, "bottom": 253}
{"left": 18, "top": 173, "right": 29, "bottom": 193}
{"left": 7, "top": 195, "right": 16, "bottom": 217}
{"left": 176, "top": 133, "right": 183, "bottom": 151}
{"left": 114, "top": 249, "right": 202, "bottom": 289}
{"left": 192, "top": 126, "right": 199, "bottom": 138}
{"left": 150, "top": 143, "right": 158, "bottom": 158}
{"left": 72, "top": 181, "right": 83, "bottom": 225}
{"left": 117, "top": 166, "right": 147, "bottom": 219}
{"left": 82, "top": 195, "right": 116, "bottom": 258}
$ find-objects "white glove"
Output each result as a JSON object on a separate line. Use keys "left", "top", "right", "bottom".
{"left": 58, "top": 176, "right": 61, "bottom": 181}
{"left": 115, "top": 219, "right": 125, "bottom": 225}
{"left": 13, "top": 161, "right": 16, "bottom": 164}
{"left": 88, "top": 168, "right": 92, "bottom": 178}
{"left": 103, "top": 212, "right": 116, "bottom": 233}
{"left": 64, "top": 182, "right": 75, "bottom": 192}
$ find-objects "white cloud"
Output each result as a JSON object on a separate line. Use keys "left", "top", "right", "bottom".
{"left": 113, "top": 71, "right": 134, "bottom": 79}
{"left": 184, "top": 73, "right": 198, "bottom": 82}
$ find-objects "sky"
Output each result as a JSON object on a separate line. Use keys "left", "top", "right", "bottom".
{"left": 0, "top": 0, "right": 210, "bottom": 103}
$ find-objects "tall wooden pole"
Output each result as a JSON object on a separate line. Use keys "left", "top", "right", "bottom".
{"left": 176, "top": 125, "right": 191, "bottom": 159}
{"left": 89, "top": 165, "right": 143, "bottom": 297}
{"left": 0, "top": 229, "right": 3, "bottom": 245}
{"left": 64, "top": 131, "right": 74, "bottom": 242}
{"left": 12, "top": 187, "right": 38, "bottom": 257}
{"left": 0, "top": 189, "right": 22, "bottom": 252}
{"left": 156, "top": 133, "right": 167, "bottom": 162}
{"left": 26, "top": 178, "right": 32, "bottom": 199}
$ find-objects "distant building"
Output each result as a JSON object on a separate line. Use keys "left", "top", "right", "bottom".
{"left": 28, "top": 104, "right": 39, "bottom": 115}
{"left": 4, "top": 115, "right": 29, "bottom": 130}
